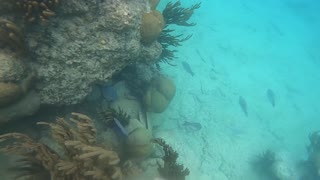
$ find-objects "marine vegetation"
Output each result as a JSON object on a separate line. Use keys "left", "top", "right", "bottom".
{"left": 15, "top": 0, "right": 59, "bottom": 23}
{"left": 0, "top": 113, "right": 135, "bottom": 180}
{"left": 98, "top": 107, "right": 131, "bottom": 137}
{"left": 299, "top": 131, "right": 320, "bottom": 179}
{"left": 162, "top": 1, "right": 201, "bottom": 26}
{"left": 158, "top": 1, "right": 201, "bottom": 65}
{"left": 154, "top": 138, "right": 190, "bottom": 180}
{"left": 0, "top": 19, "right": 24, "bottom": 51}
{"left": 251, "top": 149, "right": 278, "bottom": 179}
{"left": 126, "top": 127, "right": 154, "bottom": 158}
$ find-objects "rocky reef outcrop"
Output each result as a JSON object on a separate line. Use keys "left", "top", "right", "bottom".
{"left": 0, "top": 0, "right": 162, "bottom": 105}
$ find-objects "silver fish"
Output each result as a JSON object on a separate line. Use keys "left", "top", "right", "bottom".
{"left": 267, "top": 89, "right": 275, "bottom": 107}
{"left": 239, "top": 96, "right": 248, "bottom": 117}
{"left": 182, "top": 61, "right": 194, "bottom": 76}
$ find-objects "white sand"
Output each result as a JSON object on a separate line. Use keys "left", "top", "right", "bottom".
{"left": 153, "top": 0, "right": 320, "bottom": 179}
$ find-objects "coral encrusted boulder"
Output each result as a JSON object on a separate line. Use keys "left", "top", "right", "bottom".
{"left": 0, "top": 0, "right": 162, "bottom": 105}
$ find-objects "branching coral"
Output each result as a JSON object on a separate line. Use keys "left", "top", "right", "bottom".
{"left": 162, "top": 1, "right": 201, "bottom": 27}
{"left": 0, "top": 19, "right": 24, "bottom": 51}
{"left": 154, "top": 138, "right": 189, "bottom": 180}
{"left": 158, "top": 28, "right": 192, "bottom": 64}
{"left": 158, "top": 1, "right": 200, "bottom": 65}
{"left": 15, "top": 0, "right": 59, "bottom": 23}
{"left": 0, "top": 112, "right": 124, "bottom": 180}
{"left": 98, "top": 107, "right": 131, "bottom": 128}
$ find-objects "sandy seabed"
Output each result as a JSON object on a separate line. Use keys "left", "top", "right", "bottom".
{"left": 153, "top": 0, "right": 320, "bottom": 179}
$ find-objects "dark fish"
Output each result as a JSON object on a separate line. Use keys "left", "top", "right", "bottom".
{"left": 196, "top": 49, "right": 206, "bottom": 62}
{"left": 182, "top": 61, "right": 194, "bottom": 76}
{"left": 182, "top": 121, "right": 202, "bottom": 131}
{"left": 267, "top": 89, "right": 275, "bottom": 107}
{"left": 239, "top": 96, "right": 248, "bottom": 117}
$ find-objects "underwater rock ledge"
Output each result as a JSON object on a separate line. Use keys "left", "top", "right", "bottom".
{"left": 1, "top": 0, "right": 162, "bottom": 105}
{"left": 30, "top": 0, "right": 161, "bottom": 105}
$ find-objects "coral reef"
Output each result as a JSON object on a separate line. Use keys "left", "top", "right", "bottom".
{"left": 0, "top": 48, "right": 27, "bottom": 82}
{"left": 0, "top": 48, "right": 35, "bottom": 109}
{"left": 24, "top": 0, "right": 161, "bottom": 105}
{"left": 0, "top": 46, "right": 39, "bottom": 123}
{"left": 126, "top": 127, "right": 154, "bottom": 158}
{"left": 0, "top": 113, "right": 126, "bottom": 180}
{"left": 0, "top": 19, "right": 24, "bottom": 52}
{"left": 251, "top": 150, "right": 278, "bottom": 179}
{"left": 251, "top": 150, "right": 295, "bottom": 180}
{"left": 0, "top": 90, "right": 40, "bottom": 124}
{"left": 1, "top": 0, "right": 162, "bottom": 106}
{"left": 99, "top": 107, "right": 131, "bottom": 128}
{"left": 140, "top": 10, "right": 165, "bottom": 44}
{"left": 299, "top": 131, "right": 320, "bottom": 179}
{"left": 0, "top": 72, "right": 34, "bottom": 107}
{"left": 149, "top": 0, "right": 160, "bottom": 10}
{"left": 15, "top": 0, "right": 59, "bottom": 23}
{"left": 162, "top": 1, "right": 201, "bottom": 26}
{"left": 158, "top": 28, "right": 192, "bottom": 64}
{"left": 154, "top": 138, "right": 190, "bottom": 180}
{"left": 158, "top": 1, "right": 201, "bottom": 64}
{"left": 143, "top": 76, "right": 176, "bottom": 113}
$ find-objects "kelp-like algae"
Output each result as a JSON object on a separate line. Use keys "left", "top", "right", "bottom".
{"left": 0, "top": 113, "right": 124, "bottom": 180}
{"left": 154, "top": 138, "right": 190, "bottom": 180}
{"left": 158, "top": 1, "right": 201, "bottom": 65}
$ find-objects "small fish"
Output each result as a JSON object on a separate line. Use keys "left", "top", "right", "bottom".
{"left": 196, "top": 49, "right": 206, "bottom": 62}
{"left": 181, "top": 61, "right": 194, "bottom": 76}
{"left": 182, "top": 121, "right": 202, "bottom": 131}
{"left": 238, "top": 96, "right": 248, "bottom": 117}
{"left": 267, "top": 89, "right": 275, "bottom": 107}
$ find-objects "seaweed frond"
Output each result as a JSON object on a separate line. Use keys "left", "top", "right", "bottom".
{"left": 154, "top": 138, "right": 189, "bottom": 180}
{"left": 162, "top": 1, "right": 201, "bottom": 26}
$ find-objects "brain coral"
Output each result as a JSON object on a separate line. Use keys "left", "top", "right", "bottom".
{"left": 140, "top": 10, "right": 165, "bottom": 44}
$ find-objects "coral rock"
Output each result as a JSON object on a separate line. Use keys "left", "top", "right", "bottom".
{"left": 143, "top": 76, "right": 176, "bottom": 113}
{"left": 24, "top": 0, "right": 161, "bottom": 105}
{"left": 0, "top": 49, "right": 27, "bottom": 82}
{"left": 0, "top": 90, "right": 40, "bottom": 124}
{"left": 127, "top": 127, "right": 154, "bottom": 158}
{"left": 140, "top": 10, "right": 165, "bottom": 44}
{"left": 0, "top": 82, "right": 23, "bottom": 107}
{"left": 149, "top": 0, "right": 160, "bottom": 10}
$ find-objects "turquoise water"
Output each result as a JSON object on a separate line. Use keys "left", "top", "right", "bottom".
{"left": 153, "top": 0, "right": 320, "bottom": 179}
{"left": 0, "top": 0, "right": 319, "bottom": 179}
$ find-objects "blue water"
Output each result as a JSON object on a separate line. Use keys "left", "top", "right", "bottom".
{"left": 153, "top": 0, "right": 320, "bottom": 179}
{"left": 0, "top": 0, "right": 319, "bottom": 179}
